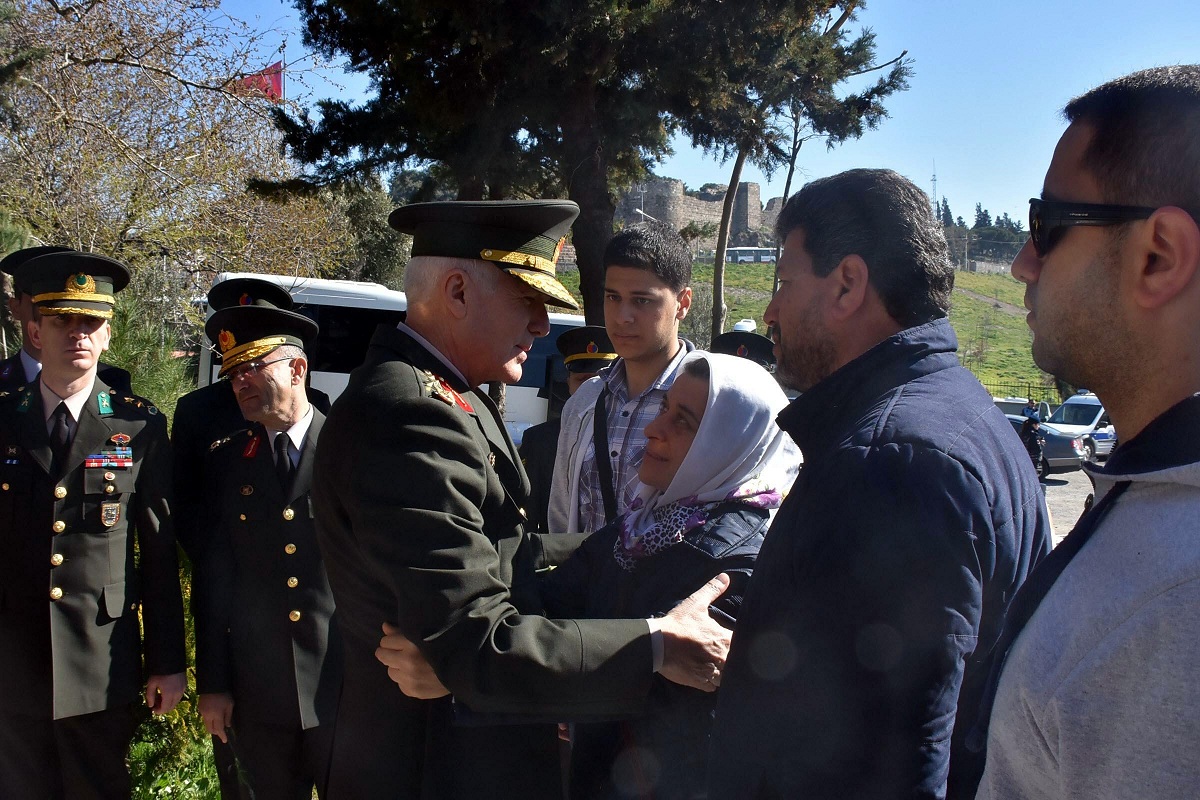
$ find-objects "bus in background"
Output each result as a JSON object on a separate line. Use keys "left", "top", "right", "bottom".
{"left": 198, "top": 272, "right": 585, "bottom": 443}
{"left": 725, "top": 246, "right": 777, "bottom": 264}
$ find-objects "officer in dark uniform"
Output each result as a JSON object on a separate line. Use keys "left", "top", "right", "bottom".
{"left": 710, "top": 329, "right": 776, "bottom": 370}
{"left": 193, "top": 301, "right": 340, "bottom": 799}
{"left": 519, "top": 325, "right": 615, "bottom": 532}
{"left": 0, "top": 251, "right": 186, "bottom": 799}
{"left": 1, "top": 245, "right": 133, "bottom": 394}
{"left": 173, "top": 278, "right": 334, "bottom": 799}
{"left": 314, "top": 200, "right": 733, "bottom": 799}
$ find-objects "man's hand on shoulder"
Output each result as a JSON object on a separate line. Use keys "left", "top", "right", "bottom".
{"left": 657, "top": 573, "right": 732, "bottom": 693}
{"left": 377, "top": 622, "right": 450, "bottom": 699}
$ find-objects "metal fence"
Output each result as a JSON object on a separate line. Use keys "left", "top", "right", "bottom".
{"left": 981, "top": 380, "right": 1060, "bottom": 404}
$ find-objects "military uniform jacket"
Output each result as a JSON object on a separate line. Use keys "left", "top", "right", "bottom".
{"left": 517, "top": 417, "right": 560, "bottom": 533}
{"left": 0, "top": 379, "right": 186, "bottom": 720}
{"left": 172, "top": 381, "right": 331, "bottom": 562}
{"left": 313, "top": 325, "right": 651, "bottom": 797}
{"left": 194, "top": 412, "right": 341, "bottom": 729}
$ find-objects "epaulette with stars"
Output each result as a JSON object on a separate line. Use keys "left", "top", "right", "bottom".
{"left": 209, "top": 428, "right": 254, "bottom": 452}
{"left": 114, "top": 393, "right": 161, "bottom": 417}
{"left": 420, "top": 369, "right": 474, "bottom": 413}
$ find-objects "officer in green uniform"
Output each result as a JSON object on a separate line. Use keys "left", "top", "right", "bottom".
{"left": 0, "top": 245, "right": 133, "bottom": 394}
{"left": 0, "top": 251, "right": 186, "bottom": 799}
{"left": 193, "top": 301, "right": 340, "bottom": 799}
{"left": 519, "top": 325, "right": 616, "bottom": 532}
{"left": 313, "top": 200, "right": 734, "bottom": 799}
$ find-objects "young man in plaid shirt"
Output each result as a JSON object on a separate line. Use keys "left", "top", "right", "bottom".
{"left": 548, "top": 223, "right": 695, "bottom": 533}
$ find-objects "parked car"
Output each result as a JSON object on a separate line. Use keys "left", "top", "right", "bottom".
{"left": 1041, "top": 392, "right": 1116, "bottom": 461}
{"left": 1006, "top": 414, "right": 1086, "bottom": 479}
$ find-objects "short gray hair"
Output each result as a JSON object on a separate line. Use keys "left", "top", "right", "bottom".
{"left": 403, "top": 255, "right": 501, "bottom": 303}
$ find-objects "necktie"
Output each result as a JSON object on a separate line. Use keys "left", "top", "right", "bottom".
{"left": 51, "top": 403, "right": 72, "bottom": 473}
{"left": 274, "top": 433, "right": 294, "bottom": 494}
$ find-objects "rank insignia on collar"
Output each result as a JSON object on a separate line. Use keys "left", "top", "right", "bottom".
{"left": 487, "top": 451, "right": 496, "bottom": 467}
{"left": 97, "top": 392, "right": 113, "bottom": 416}
{"left": 110, "top": 433, "right": 131, "bottom": 445}
{"left": 423, "top": 372, "right": 474, "bottom": 413}
{"left": 5, "top": 446, "right": 16, "bottom": 456}
{"left": 17, "top": 390, "right": 31, "bottom": 413}
{"left": 243, "top": 432, "right": 261, "bottom": 459}
{"left": 101, "top": 502, "right": 121, "bottom": 528}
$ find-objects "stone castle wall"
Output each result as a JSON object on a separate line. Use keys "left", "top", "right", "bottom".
{"left": 614, "top": 177, "right": 782, "bottom": 249}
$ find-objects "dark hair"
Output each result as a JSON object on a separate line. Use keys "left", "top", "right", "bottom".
{"left": 774, "top": 168, "right": 953, "bottom": 327}
{"left": 603, "top": 222, "right": 692, "bottom": 292}
{"left": 1065, "top": 66, "right": 1200, "bottom": 217}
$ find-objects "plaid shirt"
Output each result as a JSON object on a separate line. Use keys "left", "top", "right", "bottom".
{"left": 577, "top": 341, "right": 694, "bottom": 533}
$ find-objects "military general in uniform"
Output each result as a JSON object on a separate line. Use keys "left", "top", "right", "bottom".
{"left": 313, "top": 200, "right": 735, "bottom": 799}
{"left": 193, "top": 300, "right": 340, "bottom": 799}
{"left": 0, "top": 251, "right": 186, "bottom": 799}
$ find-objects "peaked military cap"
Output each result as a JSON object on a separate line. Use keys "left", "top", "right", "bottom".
{"left": 16, "top": 251, "right": 130, "bottom": 320}
{"left": 0, "top": 245, "right": 76, "bottom": 295}
{"left": 388, "top": 200, "right": 580, "bottom": 310}
{"left": 711, "top": 330, "right": 776, "bottom": 369}
{"left": 205, "top": 304, "right": 318, "bottom": 378}
{"left": 207, "top": 276, "right": 295, "bottom": 311}
{"left": 557, "top": 325, "right": 617, "bottom": 374}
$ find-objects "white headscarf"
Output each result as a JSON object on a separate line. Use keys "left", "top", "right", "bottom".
{"left": 615, "top": 351, "right": 799, "bottom": 569}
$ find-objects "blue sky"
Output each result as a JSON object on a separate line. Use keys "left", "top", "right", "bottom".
{"left": 227, "top": 0, "right": 1199, "bottom": 225}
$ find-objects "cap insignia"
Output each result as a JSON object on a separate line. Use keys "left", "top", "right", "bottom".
{"left": 67, "top": 273, "right": 97, "bottom": 295}
{"left": 218, "top": 330, "right": 236, "bottom": 353}
{"left": 238, "top": 292, "right": 252, "bottom": 306}
{"left": 586, "top": 341, "right": 598, "bottom": 354}
{"left": 737, "top": 344, "right": 748, "bottom": 357}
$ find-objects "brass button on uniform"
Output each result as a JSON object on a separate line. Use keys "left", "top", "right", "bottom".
{"left": 287, "top": 577, "right": 299, "bottom": 588}
{"left": 104, "top": 471, "right": 116, "bottom": 481}
{"left": 289, "top": 610, "right": 301, "bottom": 622}
{"left": 1, "top": 482, "right": 9, "bottom": 491}
{"left": 284, "top": 543, "right": 297, "bottom": 555}
{"left": 239, "top": 514, "right": 247, "bottom": 521}
{"left": 282, "top": 507, "right": 295, "bottom": 521}
{"left": 54, "top": 486, "right": 67, "bottom": 499}
{"left": 52, "top": 520, "right": 66, "bottom": 533}
{"left": 50, "top": 553, "right": 64, "bottom": 566}
{"left": 50, "top": 587, "right": 63, "bottom": 601}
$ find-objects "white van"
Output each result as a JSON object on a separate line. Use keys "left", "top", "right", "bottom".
{"left": 1041, "top": 391, "right": 1117, "bottom": 461}
{"left": 198, "top": 273, "right": 586, "bottom": 443}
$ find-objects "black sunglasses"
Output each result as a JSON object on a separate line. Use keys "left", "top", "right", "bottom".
{"left": 1028, "top": 198, "right": 1156, "bottom": 257}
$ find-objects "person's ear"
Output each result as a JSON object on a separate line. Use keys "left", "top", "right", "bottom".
{"left": 443, "top": 269, "right": 470, "bottom": 320}
{"left": 1131, "top": 206, "right": 1200, "bottom": 311}
{"left": 27, "top": 317, "right": 43, "bottom": 350}
{"left": 291, "top": 355, "right": 308, "bottom": 384}
{"left": 676, "top": 286, "right": 692, "bottom": 320}
{"left": 826, "top": 254, "right": 871, "bottom": 322}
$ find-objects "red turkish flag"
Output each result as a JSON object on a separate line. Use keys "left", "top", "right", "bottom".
{"left": 239, "top": 61, "right": 283, "bottom": 102}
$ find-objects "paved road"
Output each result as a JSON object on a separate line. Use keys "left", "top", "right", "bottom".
{"left": 1041, "top": 465, "right": 1099, "bottom": 544}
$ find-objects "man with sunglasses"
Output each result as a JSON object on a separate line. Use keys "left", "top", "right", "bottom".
{"left": 974, "top": 66, "right": 1200, "bottom": 799}
{"left": 193, "top": 301, "right": 341, "bottom": 798}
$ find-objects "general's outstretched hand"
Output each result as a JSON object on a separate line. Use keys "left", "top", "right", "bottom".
{"left": 658, "top": 573, "right": 732, "bottom": 692}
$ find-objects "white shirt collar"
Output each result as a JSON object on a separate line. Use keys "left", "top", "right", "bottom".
{"left": 395, "top": 321, "right": 470, "bottom": 387}
{"left": 268, "top": 405, "right": 314, "bottom": 457}
{"left": 40, "top": 376, "right": 95, "bottom": 425}
{"left": 20, "top": 349, "right": 40, "bottom": 383}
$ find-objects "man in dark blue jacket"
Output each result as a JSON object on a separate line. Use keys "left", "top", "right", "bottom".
{"left": 708, "top": 169, "right": 1052, "bottom": 800}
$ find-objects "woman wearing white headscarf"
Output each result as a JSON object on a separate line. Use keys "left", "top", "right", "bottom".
{"left": 540, "top": 351, "right": 798, "bottom": 800}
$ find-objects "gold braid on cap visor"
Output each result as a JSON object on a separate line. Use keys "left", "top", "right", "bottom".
{"left": 564, "top": 352, "right": 617, "bottom": 365}
{"left": 217, "top": 336, "right": 289, "bottom": 376}
{"left": 37, "top": 304, "right": 114, "bottom": 320}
